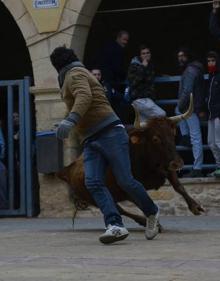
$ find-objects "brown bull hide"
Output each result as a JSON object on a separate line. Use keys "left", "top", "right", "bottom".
{"left": 57, "top": 117, "right": 204, "bottom": 223}
{"left": 57, "top": 155, "right": 127, "bottom": 206}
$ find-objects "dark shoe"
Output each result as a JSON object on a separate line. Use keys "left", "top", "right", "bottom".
{"left": 179, "top": 135, "right": 192, "bottom": 147}
{"left": 207, "top": 168, "right": 220, "bottom": 178}
{"left": 207, "top": 170, "right": 216, "bottom": 177}
{"left": 214, "top": 168, "right": 220, "bottom": 178}
{"left": 183, "top": 169, "right": 203, "bottom": 178}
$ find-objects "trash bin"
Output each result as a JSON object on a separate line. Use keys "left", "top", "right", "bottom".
{"left": 36, "top": 131, "right": 63, "bottom": 173}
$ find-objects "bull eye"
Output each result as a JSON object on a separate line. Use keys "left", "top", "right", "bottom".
{"left": 152, "top": 135, "right": 161, "bottom": 144}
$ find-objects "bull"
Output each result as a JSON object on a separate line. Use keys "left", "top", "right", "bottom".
{"left": 58, "top": 94, "right": 204, "bottom": 228}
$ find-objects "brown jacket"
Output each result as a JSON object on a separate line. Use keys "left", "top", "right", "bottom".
{"left": 61, "top": 67, "right": 120, "bottom": 141}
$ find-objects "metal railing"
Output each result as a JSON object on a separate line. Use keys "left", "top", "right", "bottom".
{"left": 0, "top": 77, "right": 34, "bottom": 217}
{"left": 154, "top": 74, "right": 215, "bottom": 171}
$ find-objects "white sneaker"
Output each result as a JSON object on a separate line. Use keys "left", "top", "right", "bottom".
{"left": 99, "top": 225, "right": 129, "bottom": 244}
{"left": 145, "top": 210, "right": 160, "bottom": 240}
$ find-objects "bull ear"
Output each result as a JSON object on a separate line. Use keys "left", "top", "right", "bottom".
{"left": 152, "top": 135, "right": 161, "bottom": 144}
{"left": 129, "top": 130, "right": 145, "bottom": 145}
{"left": 130, "top": 135, "right": 141, "bottom": 144}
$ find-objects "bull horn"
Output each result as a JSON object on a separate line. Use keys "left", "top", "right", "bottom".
{"left": 132, "top": 104, "right": 142, "bottom": 129}
{"left": 169, "top": 93, "right": 194, "bottom": 123}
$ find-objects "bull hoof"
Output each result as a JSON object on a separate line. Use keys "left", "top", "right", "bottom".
{"left": 72, "top": 218, "right": 75, "bottom": 231}
{"left": 190, "top": 203, "right": 205, "bottom": 215}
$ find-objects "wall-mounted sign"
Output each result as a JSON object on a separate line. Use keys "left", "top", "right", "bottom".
{"left": 33, "top": 0, "right": 59, "bottom": 9}
{"left": 23, "top": 0, "right": 66, "bottom": 33}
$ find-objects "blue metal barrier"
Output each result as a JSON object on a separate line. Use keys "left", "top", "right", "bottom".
{"left": 36, "top": 130, "right": 63, "bottom": 174}
{"left": 0, "top": 77, "right": 33, "bottom": 217}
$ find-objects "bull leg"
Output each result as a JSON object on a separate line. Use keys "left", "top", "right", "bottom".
{"left": 167, "top": 171, "right": 205, "bottom": 215}
{"left": 72, "top": 204, "right": 78, "bottom": 231}
{"left": 116, "top": 204, "right": 164, "bottom": 233}
{"left": 68, "top": 188, "right": 79, "bottom": 231}
{"left": 116, "top": 203, "right": 146, "bottom": 226}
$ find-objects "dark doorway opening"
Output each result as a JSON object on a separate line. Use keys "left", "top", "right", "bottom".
{"left": 84, "top": 0, "right": 216, "bottom": 74}
{"left": 0, "top": 2, "right": 33, "bottom": 81}
{"left": 0, "top": 3, "right": 39, "bottom": 216}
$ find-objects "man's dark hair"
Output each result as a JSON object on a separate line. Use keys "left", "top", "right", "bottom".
{"left": 138, "top": 44, "right": 151, "bottom": 54}
{"left": 207, "top": 51, "right": 220, "bottom": 70}
{"left": 177, "top": 47, "right": 193, "bottom": 60}
{"left": 90, "top": 66, "right": 102, "bottom": 72}
{"left": 117, "top": 30, "right": 129, "bottom": 38}
{"left": 50, "top": 46, "right": 79, "bottom": 72}
{"left": 207, "top": 50, "right": 219, "bottom": 60}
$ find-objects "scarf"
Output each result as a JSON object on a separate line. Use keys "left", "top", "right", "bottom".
{"left": 208, "top": 65, "right": 217, "bottom": 74}
{"left": 58, "top": 61, "right": 85, "bottom": 88}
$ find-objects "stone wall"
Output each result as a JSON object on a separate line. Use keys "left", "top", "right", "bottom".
{"left": 39, "top": 177, "right": 220, "bottom": 218}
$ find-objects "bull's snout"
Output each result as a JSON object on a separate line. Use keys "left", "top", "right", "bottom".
{"left": 168, "top": 158, "right": 184, "bottom": 171}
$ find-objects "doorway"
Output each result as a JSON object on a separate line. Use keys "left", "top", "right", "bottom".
{"left": 84, "top": 0, "right": 215, "bottom": 74}
{"left": 0, "top": 2, "right": 39, "bottom": 216}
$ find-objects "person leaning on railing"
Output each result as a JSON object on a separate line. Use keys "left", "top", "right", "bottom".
{"left": 176, "top": 47, "right": 206, "bottom": 178}
{"left": 127, "top": 44, "right": 166, "bottom": 122}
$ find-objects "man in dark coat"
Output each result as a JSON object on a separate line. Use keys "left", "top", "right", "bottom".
{"left": 206, "top": 51, "right": 220, "bottom": 177}
{"left": 99, "top": 30, "right": 129, "bottom": 94}
{"left": 128, "top": 45, "right": 156, "bottom": 101}
{"left": 176, "top": 48, "right": 206, "bottom": 178}
{"left": 210, "top": 0, "right": 220, "bottom": 40}
{"left": 127, "top": 45, "right": 166, "bottom": 122}
{"left": 90, "top": 67, "right": 113, "bottom": 102}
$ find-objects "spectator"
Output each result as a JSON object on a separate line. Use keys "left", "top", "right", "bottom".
{"left": 13, "top": 112, "right": 20, "bottom": 209}
{"left": 127, "top": 45, "right": 166, "bottom": 123}
{"left": 0, "top": 121, "right": 5, "bottom": 160}
{"left": 206, "top": 51, "right": 220, "bottom": 177}
{"left": 90, "top": 67, "right": 113, "bottom": 102}
{"left": 0, "top": 121, "right": 8, "bottom": 209}
{"left": 99, "top": 30, "right": 129, "bottom": 95}
{"left": 50, "top": 46, "right": 160, "bottom": 244}
{"left": 176, "top": 47, "right": 206, "bottom": 178}
{"left": 13, "top": 112, "right": 19, "bottom": 163}
{"left": 210, "top": 0, "right": 220, "bottom": 40}
{"left": 128, "top": 45, "right": 156, "bottom": 100}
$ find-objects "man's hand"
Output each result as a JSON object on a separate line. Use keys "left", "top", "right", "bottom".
{"left": 198, "top": 111, "right": 207, "bottom": 121}
{"left": 56, "top": 113, "right": 77, "bottom": 140}
{"left": 213, "top": 0, "right": 220, "bottom": 13}
{"left": 142, "top": 59, "right": 149, "bottom": 67}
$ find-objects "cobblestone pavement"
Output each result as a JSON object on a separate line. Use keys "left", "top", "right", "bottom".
{"left": 0, "top": 216, "right": 220, "bottom": 281}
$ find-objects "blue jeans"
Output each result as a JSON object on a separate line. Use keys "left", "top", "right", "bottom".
{"left": 175, "top": 108, "right": 203, "bottom": 170}
{"left": 83, "top": 126, "right": 158, "bottom": 227}
{"left": 208, "top": 118, "right": 220, "bottom": 168}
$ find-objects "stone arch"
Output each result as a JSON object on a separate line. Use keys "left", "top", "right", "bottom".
{"left": 69, "top": 0, "right": 102, "bottom": 59}
{"left": 0, "top": 0, "right": 33, "bottom": 80}
{"left": 2, "top": 0, "right": 102, "bottom": 87}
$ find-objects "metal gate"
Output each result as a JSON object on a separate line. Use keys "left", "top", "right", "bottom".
{"left": 0, "top": 77, "right": 33, "bottom": 217}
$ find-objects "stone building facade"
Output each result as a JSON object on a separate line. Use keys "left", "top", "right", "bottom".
{"left": 1, "top": 0, "right": 101, "bottom": 130}
{"left": 0, "top": 0, "right": 102, "bottom": 216}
